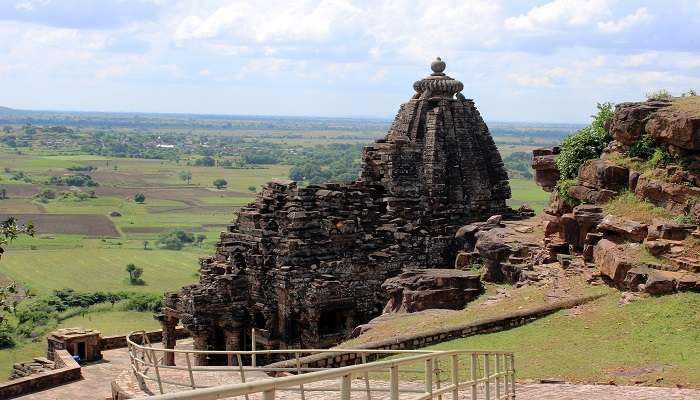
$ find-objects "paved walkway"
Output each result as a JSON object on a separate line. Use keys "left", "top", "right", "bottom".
{"left": 11, "top": 342, "right": 700, "bottom": 399}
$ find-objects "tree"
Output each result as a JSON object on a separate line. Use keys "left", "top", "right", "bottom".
{"left": 157, "top": 230, "right": 195, "bottom": 250}
{"left": 195, "top": 234, "right": 206, "bottom": 246}
{"left": 213, "top": 179, "right": 227, "bottom": 190}
{"left": 143, "top": 240, "right": 149, "bottom": 250}
{"left": 1, "top": 218, "right": 35, "bottom": 324}
{"left": 179, "top": 170, "right": 192, "bottom": 185}
{"left": 125, "top": 263, "right": 144, "bottom": 285}
{"left": 134, "top": 193, "right": 146, "bottom": 203}
{"left": 0, "top": 188, "right": 7, "bottom": 200}
{"left": 248, "top": 185, "right": 256, "bottom": 192}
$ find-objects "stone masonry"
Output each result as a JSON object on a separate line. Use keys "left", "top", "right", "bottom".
{"left": 161, "top": 58, "right": 511, "bottom": 365}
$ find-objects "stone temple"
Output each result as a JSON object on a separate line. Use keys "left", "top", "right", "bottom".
{"left": 159, "top": 58, "right": 511, "bottom": 365}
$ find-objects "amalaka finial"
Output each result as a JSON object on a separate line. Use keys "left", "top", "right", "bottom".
{"left": 431, "top": 57, "right": 446, "bottom": 75}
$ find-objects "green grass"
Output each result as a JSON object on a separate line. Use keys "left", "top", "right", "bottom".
{"left": 508, "top": 178, "right": 549, "bottom": 213}
{"left": 0, "top": 248, "right": 202, "bottom": 295}
{"left": 420, "top": 292, "right": 700, "bottom": 387}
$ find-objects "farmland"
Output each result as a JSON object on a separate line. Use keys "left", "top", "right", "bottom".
{"left": 0, "top": 114, "right": 553, "bottom": 382}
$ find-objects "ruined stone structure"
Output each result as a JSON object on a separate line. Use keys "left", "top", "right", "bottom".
{"left": 160, "top": 59, "right": 511, "bottom": 365}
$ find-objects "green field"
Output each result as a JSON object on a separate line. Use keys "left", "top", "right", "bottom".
{"left": 507, "top": 178, "right": 549, "bottom": 213}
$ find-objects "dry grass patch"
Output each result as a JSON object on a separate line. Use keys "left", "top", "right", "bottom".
{"left": 672, "top": 96, "right": 700, "bottom": 117}
{"left": 601, "top": 192, "right": 675, "bottom": 225}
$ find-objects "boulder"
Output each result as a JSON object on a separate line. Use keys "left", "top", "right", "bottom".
{"left": 644, "top": 239, "right": 671, "bottom": 256}
{"left": 609, "top": 100, "right": 671, "bottom": 145}
{"left": 567, "top": 185, "right": 616, "bottom": 204}
{"left": 654, "top": 222, "right": 697, "bottom": 241}
{"left": 646, "top": 107, "right": 700, "bottom": 151}
{"left": 381, "top": 269, "right": 483, "bottom": 313}
{"left": 593, "top": 239, "right": 634, "bottom": 284}
{"left": 597, "top": 214, "right": 648, "bottom": 242}
{"left": 578, "top": 159, "right": 629, "bottom": 191}
{"left": 532, "top": 154, "right": 559, "bottom": 192}
{"left": 628, "top": 171, "right": 641, "bottom": 192}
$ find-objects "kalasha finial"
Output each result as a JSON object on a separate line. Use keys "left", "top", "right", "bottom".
{"left": 431, "top": 57, "right": 446, "bottom": 75}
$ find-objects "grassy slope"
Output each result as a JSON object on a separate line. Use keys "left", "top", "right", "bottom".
{"left": 421, "top": 292, "right": 700, "bottom": 387}
{"left": 507, "top": 178, "right": 549, "bottom": 213}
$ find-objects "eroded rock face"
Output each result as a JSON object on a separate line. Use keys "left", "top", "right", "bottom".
{"left": 381, "top": 269, "right": 482, "bottom": 313}
{"left": 163, "top": 60, "right": 512, "bottom": 353}
{"left": 594, "top": 239, "right": 634, "bottom": 284}
{"left": 608, "top": 100, "right": 671, "bottom": 145}
{"left": 647, "top": 107, "right": 700, "bottom": 151}
{"left": 532, "top": 147, "right": 560, "bottom": 192}
{"left": 578, "top": 159, "right": 629, "bottom": 192}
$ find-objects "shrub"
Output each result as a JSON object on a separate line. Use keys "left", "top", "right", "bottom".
{"left": 134, "top": 193, "right": 146, "bottom": 203}
{"left": 555, "top": 179, "right": 580, "bottom": 207}
{"left": 213, "top": 178, "right": 227, "bottom": 189}
{"left": 194, "top": 156, "right": 216, "bottom": 167}
{"left": 555, "top": 102, "right": 614, "bottom": 181}
{"left": 248, "top": 185, "right": 256, "bottom": 192}
{"left": 628, "top": 134, "right": 656, "bottom": 160}
{"left": 125, "top": 263, "right": 145, "bottom": 285}
{"left": 646, "top": 89, "right": 672, "bottom": 100}
{"left": 0, "top": 322, "right": 16, "bottom": 349}
{"left": 673, "top": 214, "right": 692, "bottom": 224}
{"left": 157, "top": 229, "right": 195, "bottom": 250}
{"left": 34, "top": 189, "right": 57, "bottom": 203}
{"left": 122, "top": 293, "right": 162, "bottom": 313}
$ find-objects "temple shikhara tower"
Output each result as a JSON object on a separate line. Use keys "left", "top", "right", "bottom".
{"left": 159, "top": 58, "right": 511, "bottom": 365}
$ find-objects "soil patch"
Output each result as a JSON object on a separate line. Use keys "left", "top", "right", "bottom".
{"left": 0, "top": 213, "right": 119, "bottom": 237}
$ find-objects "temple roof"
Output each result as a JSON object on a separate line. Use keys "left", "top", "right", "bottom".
{"left": 412, "top": 57, "right": 464, "bottom": 99}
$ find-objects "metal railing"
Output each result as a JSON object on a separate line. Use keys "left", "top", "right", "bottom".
{"left": 127, "top": 331, "right": 515, "bottom": 399}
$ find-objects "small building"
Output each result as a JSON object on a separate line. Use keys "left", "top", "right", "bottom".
{"left": 47, "top": 327, "right": 102, "bottom": 362}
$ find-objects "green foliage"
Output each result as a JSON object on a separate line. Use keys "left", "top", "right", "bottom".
{"left": 555, "top": 102, "right": 614, "bottom": 180}
{"left": 213, "top": 178, "right": 227, "bottom": 189}
{"left": 46, "top": 174, "right": 98, "bottom": 187}
{"left": 628, "top": 134, "right": 656, "bottom": 159}
{"left": 157, "top": 229, "right": 195, "bottom": 250}
{"left": 133, "top": 192, "right": 146, "bottom": 203}
{"left": 121, "top": 293, "right": 162, "bottom": 313}
{"left": 555, "top": 179, "right": 580, "bottom": 207}
{"left": 34, "top": 188, "right": 57, "bottom": 203}
{"left": 248, "top": 185, "right": 256, "bottom": 192}
{"left": 178, "top": 170, "right": 192, "bottom": 184}
{"left": 0, "top": 321, "right": 16, "bottom": 349}
{"left": 646, "top": 89, "right": 673, "bottom": 100}
{"left": 288, "top": 143, "right": 362, "bottom": 184}
{"left": 66, "top": 165, "right": 96, "bottom": 172}
{"left": 125, "top": 263, "right": 145, "bottom": 285}
{"left": 503, "top": 151, "right": 533, "bottom": 180}
{"left": 194, "top": 156, "right": 216, "bottom": 167}
{"left": 1, "top": 217, "right": 35, "bottom": 321}
{"left": 673, "top": 214, "right": 692, "bottom": 224}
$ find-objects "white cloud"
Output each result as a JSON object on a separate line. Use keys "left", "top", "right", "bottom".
{"left": 623, "top": 51, "right": 658, "bottom": 67}
{"left": 504, "top": 0, "right": 611, "bottom": 31}
{"left": 597, "top": 7, "right": 651, "bottom": 33}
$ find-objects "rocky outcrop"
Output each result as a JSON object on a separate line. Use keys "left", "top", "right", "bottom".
{"left": 608, "top": 100, "right": 671, "bottom": 145}
{"left": 647, "top": 107, "right": 700, "bottom": 150}
{"left": 381, "top": 269, "right": 482, "bottom": 313}
{"left": 531, "top": 147, "right": 560, "bottom": 192}
{"left": 532, "top": 97, "right": 700, "bottom": 296}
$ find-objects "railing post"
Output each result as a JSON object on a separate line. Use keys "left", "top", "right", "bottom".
{"left": 251, "top": 328, "right": 257, "bottom": 368}
{"left": 341, "top": 374, "right": 352, "bottom": 400}
{"left": 361, "top": 352, "right": 372, "bottom": 400}
{"left": 390, "top": 365, "right": 399, "bottom": 400}
{"left": 296, "top": 351, "right": 306, "bottom": 400}
{"left": 504, "top": 355, "right": 509, "bottom": 397}
{"left": 495, "top": 354, "right": 501, "bottom": 400}
{"left": 262, "top": 388, "right": 275, "bottom": 400}
{"left": 470, "top": 353, "right": 477, "bottom": 400}
{"left": 484, "top": 354, "right": 490, "bottom": 400}
{"left": 451, "top": 354, "right": 459, "bottom": 400}
{"left": 150, "top": 348, "right": 164, "bottom": 395}
{"left": 510, "top": 354, "right": 516, "bottom": 399}
{"left": 434, "top": 357, "right": 443, "bottom": 400}
{"left": 425, "top": 358, "right": 433, "bottom": 396}
{"left": 185, "top": 352, "right": 196, "bottom": 389}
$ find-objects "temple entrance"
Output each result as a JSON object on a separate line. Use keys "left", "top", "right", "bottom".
{"left": 207, "top": 327, "right": 228, "bottom": 366}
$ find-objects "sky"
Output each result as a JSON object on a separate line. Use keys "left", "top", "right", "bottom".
{"left": 0, "top": 0, "right": 699, "bottom": 123}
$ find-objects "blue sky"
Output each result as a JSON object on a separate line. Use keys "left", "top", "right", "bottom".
{"left": 0, "top": 0, "right": 699, "bottom": 123}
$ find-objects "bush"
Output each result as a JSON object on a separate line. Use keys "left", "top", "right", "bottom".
{"left": 0, "top": 322, "right": 16, "bottom": 349}
{"left": 555, "top": 179, "right": 580, "bottom": 207}
{"left": 46, "top": 174, "right": 98, "bottom": 187}
{"left": 157, "top": 229, "right": 195, "bottom": 250}
{"left": 628, "top": 134, "right": 656, "bottom": 160}
{"left": 194, "top": 156, "right": 216, "bottom": 167}
{"left": 555, "top": 102, "right": 614, "bottom": 180}
{"left": 646, "top": 89, "right": 672, "bottom": 100}
{"left": 134, "top": 193, "right": 146, "bottom": 203}
{"left": 34, "top": 189, "right": 57, "bottom": 203}
{"left": 122, "top": 293, "right": 162, "bottom": 313}
{"left": 213, "top": 178, "right": 227, "bottom": 189}
{"left": 673, "top": 214, "right": 692, "bottom": 224}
